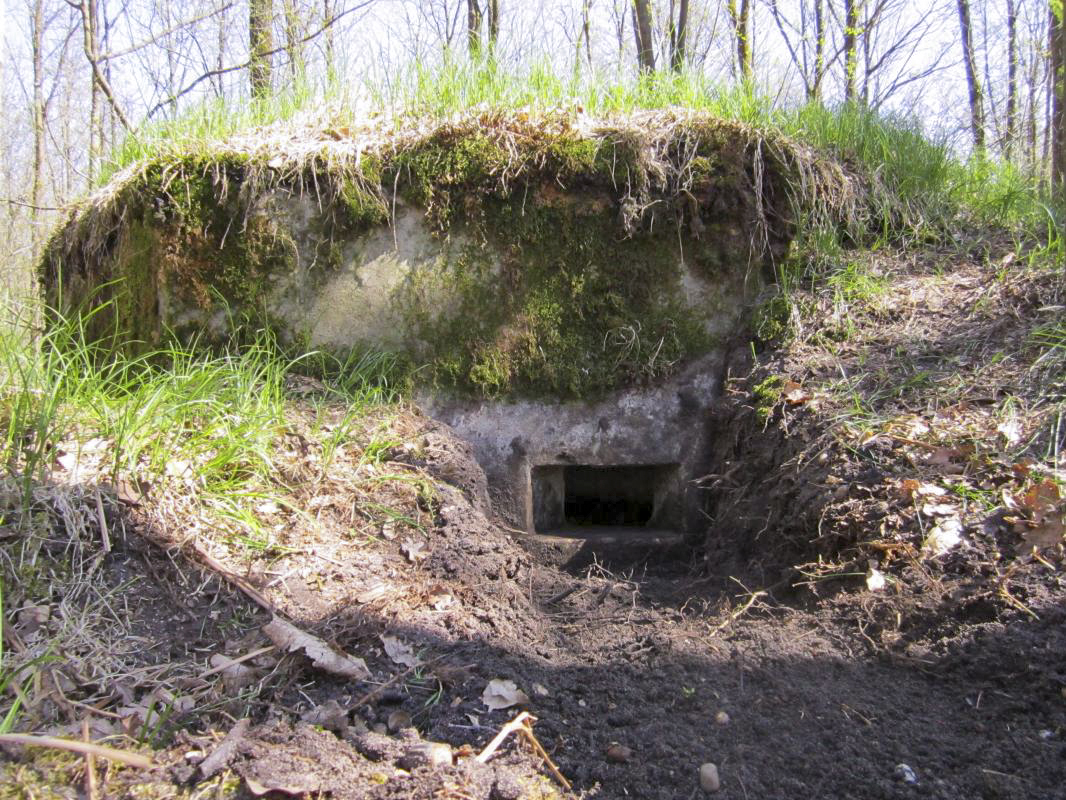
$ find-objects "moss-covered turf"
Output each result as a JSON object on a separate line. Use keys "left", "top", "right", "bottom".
{"left": 42, "top": 115, "right": 802, "bottom": 400}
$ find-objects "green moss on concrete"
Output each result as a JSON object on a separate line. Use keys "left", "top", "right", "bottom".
{"left": 44, "top": 115, "right": 795, "bottom": 398}
{"left": 395, "top": 189, "right": 714, "bottom": 399}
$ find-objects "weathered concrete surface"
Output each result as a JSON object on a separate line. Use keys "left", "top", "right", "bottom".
{"left": 419, "top": 353, "right": 723, "bottom": 536}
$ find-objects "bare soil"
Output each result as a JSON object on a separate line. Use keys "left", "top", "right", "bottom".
{"left": 2, "top": 249, "right": 1064, "bottom": 800}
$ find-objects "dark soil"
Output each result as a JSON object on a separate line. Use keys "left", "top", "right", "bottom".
{"left": 2, "top": 252, "right": 1064, "bottom": 800}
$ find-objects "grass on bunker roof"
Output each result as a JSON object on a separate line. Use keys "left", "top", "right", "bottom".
{"left": 101, "top": 55, "right": 1056, "bottom": 247}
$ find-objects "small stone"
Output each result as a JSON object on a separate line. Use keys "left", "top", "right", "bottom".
{"left": 714, "top": 711, "right": 730, "bottom": 726}
{"left": 895, "top": 763, "right": 918, "bottom": 784}
{"left": 699, "top": 763, "right": 720, "bottom": 792}
{"left": 387, "top": 710, "right": 413, "bottom": 732}
{"left": 605, "top": 743, "right": 632, "bottom": 763}
{"left": 397, "top": 742, "right": 453, "bottom": 770}
{"left": 371, "top": 723, "right": 388, "bottom": 735}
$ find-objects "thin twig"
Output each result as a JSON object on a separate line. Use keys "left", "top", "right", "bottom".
{"left": 0, "top": 733, "right": 153, "bottom": 768}
{"left": 82, "top": 719, "right": 99, "bottom": 800}
{"left": 475, "top": 711, "right": 571, "bottom": 791}
{"left": 707, "top": 588, "right": 768, "bottom": 637}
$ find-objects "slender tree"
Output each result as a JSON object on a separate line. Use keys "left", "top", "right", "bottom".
{"left": 1052, "top": 0, "right": 1065, "bottom": 198}
{"left": 632, "top": 0, "right": 655, "bottom": 72}
{"left": 487, "top": 0, "right": 500, "bottom": 49}
{"left": 249, "top": 0, "right": 273, "bottom": 98}
{"left": 957, "top": 0, "right": 986, "bottom": 153}
{"left": 843, "top": 0, "right": 859, "bottom": 103}
{"left": 467, "top": 0, "right": 483, "bottom": 54}
{"left": 728, "top": 0, "right": 752, "bottom": 81}
{"left": 1005, "top": 0, "right": 1019, "bottom": 160}
{"left": 670, "top": 0, "right": 690, "bottom": 71}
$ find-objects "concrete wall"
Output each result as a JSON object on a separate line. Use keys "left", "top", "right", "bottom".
{"left": 419, "top": 352, "right": 724, "bottom": 536}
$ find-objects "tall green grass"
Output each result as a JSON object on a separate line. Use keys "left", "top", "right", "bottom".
{"left": 0, "top": 300, "right": 401, "bottom": 514}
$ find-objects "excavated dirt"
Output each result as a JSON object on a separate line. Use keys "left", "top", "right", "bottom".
{"left": 2, "top": 249, "right": 1065, "bottom": 800}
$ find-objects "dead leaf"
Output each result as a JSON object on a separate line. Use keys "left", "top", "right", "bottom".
{"left": 782, "top": 381, "right": 809, "bottom": 406}
{"left": 921, "top": 502, "right": 958, "bottom": 517}
{"left": 381, "top": 635, "right": 420, "bottom": 668}
{"left": 401, "top": 539, "right": 427, "bottom": 562}
{"left": 923, "top": 517, "right": 964, "bottom": 556}
{"left": 245, "top": 775, "right": 317, "bottom": 797}
{"left": 1017, "top": 518, "right": 1065, "bottom": 553}
{"left": 208, "top": 654, "right": 259, "bottom": 692}
{"left": 482, "top": 679, "right": 529, "bottom": 711}
{"left": 356, "top": 581, "right": 389, "bottom": 604}
{"left": 865, "top": 566, "right": 886, "bottom": 591}
{"left": 263, "top": 617, "right": 370, "bottom": 680}
{"left": 916, "top": 484, "right": 948, "bottom": 497}
{"left": 997, "top": 420, "right": 1022, "bottom": 446}
{"left": 300, "top": 700, "right": 349, "bottom": 733}
{"left": 165, "top": 459, "right": 192, "bottom": 479}
{"left": 1021, "top": 480, "right": 1061, "bottom": 515}
{"left": 427, "top": 585, "right": 454, "bottom": 611}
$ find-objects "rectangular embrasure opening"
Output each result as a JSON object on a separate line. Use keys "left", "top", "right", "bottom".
{"left": 532, "top": 464, "right": 681, "bottom": 533}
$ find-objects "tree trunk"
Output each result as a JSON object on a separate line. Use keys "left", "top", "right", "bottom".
{"left": 728, "top": 0, "right": 752, "bottom": 81}
{"left": 468, "top": 0, "right": 483, "bottom": 55}
{"left": 957, "top": 0, "right": 985, "bottom": 153}
{"left": 31, "top": 0, "right": 46, "bottom": 259}
{"left": 813, "top": 0, "right": 826, "bottom": 101}
{"left": 581, "top": 0, "right": 594, "bottom": 67}
{"left": 671, "top": 0, "right": 689, "bottom": 71}
{"left": 323, "top": 0, "right": 336, "bottom": 78}
{"left": 487, "top": 0, "right": 500, "bottom": 50}
{"left": 632, "top": 0, "right": 655, "bottom": 72}
{"left": 284, "top": 0, "right": 305, "bottom": 80}
{"left": 1005, "top": 0, "right": 1018, "bottom": 161}
{"left": 249, "top": 0, "right": 273, "bottom": 98}
{"left": 1051, "top": 0, "right": 1065, "bottom": 199}
{"left": 844, "top": 0, "right": 859, "bottom": 103}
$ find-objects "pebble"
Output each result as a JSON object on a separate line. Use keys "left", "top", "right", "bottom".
{"left": 699, "top": 763, "right": 721, "bottom": 792}
{"left": 397, "top": 742, "right": 453, "bottom": 770}
{"left": 895, "top": 763, "right": 918, "bottom": 784}
{"left": 714, "top": 710, "right": 730, "bottom": 726}
{"left": 387, "top": 710, "right": 413, "bottom": 732}
{"left": 605, "top": 743, "right": 632, "bottom": 763}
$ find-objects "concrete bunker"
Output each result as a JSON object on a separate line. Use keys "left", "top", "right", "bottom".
{"left": 41, "top": 115, "right": 820, "bottom": 546}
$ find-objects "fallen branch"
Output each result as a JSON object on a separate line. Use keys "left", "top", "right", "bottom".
{"left": 199, "top": 718, "right": 250, "bottom": 779}
{"left": 476, "top": 711, "right": 571, "bottom": 791}
{"left": 707, "top": 585, "right": 768, "bottom": 637}
{"left": 0, "top": 733, "right": 153, "bottom": 768}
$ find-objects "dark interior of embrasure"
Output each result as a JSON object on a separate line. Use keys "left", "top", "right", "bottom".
{"left": 532, "top": 464, "right": 681, "bottom": 534}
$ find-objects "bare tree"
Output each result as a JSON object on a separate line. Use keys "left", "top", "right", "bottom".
{"left": 1052, "top": 0, "right": 1065, "bottom": 197}
{"left": 249, "top": 0, "right": 273, "bottom": 97}
{"left": 727, "top": 0, "right": 752, "bottom": 81}
{"left": 765, "top": 0, "right": 833, "bottom": 101}
{"left": 957, "top": 0, "right": 985, "bottom": 152}
{"left": 487, "top": 0, "right": 500, "bottom": 49}
{"left": 632, "top": 0, "right": 655, "bottom": 72}
{"left": 670, "top": 0, "right": 690, "bottom": 71}
{"left": 843, "top": 0, "right": 859, "bottom": 102}
{"left": 467, "top": 0, "right": 482, "bottom": 54}
{"left": 1003, "top": 0, "right": 1019, "bottom": 159}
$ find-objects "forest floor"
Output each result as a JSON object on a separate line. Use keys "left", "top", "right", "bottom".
{"left": 1, "top": 244, "right": 1064, "bottom": 800}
